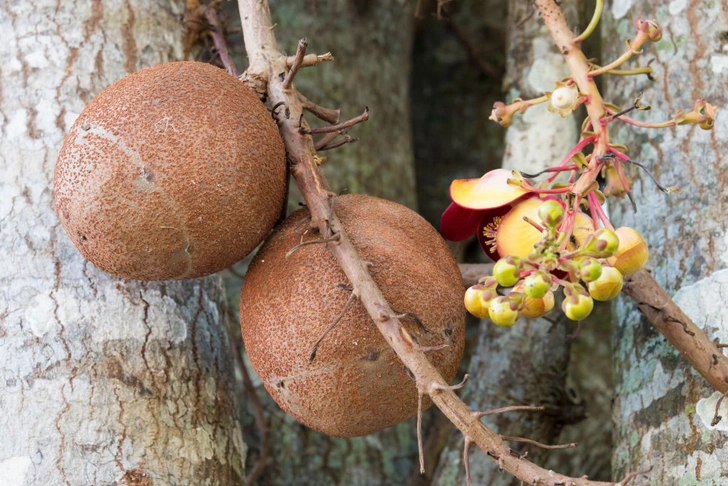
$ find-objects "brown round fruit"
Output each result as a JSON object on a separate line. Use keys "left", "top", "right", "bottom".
{"left": 240, "top": 194, "right": 466, "bottom": 437}
{"left": 54, "top": 62, "right": 286, "bottom": 280}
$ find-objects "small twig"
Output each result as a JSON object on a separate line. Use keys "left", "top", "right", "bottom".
{"left": 473, "top": 405, "right": 545, "bottom": 418}
{"left": 566, "top": 319, "right": 584, "bottom": 343}
{"left": 309, "top": 290, "right": 358, "bottom": 361}
{"left": 417, "top": 391, "right": 425, "bottom": 474}
{"left": 302, "top": 107, "right": 369, "bottom": 134}
{"left": 605, "top": 153, "right": 677, "bottom": 194}
{"left": 283, "top": 38, "right": 307, "bottom": 89}
{"left": 391, "top": 308, "right": 430, "bottom": 333}
{"left": 298, "top": 92, "right": 341, "bottom": 124}
{"left": 415, "top": 343, "right": 449, "bottom": 353}
{"left": 500, "top": 436, "right": 577, "bottom": 450}
{"left": 463, "top": 439, "right": 473, "bottom": 486}
{"left": 314, "top": 130, "right": 341, "bottom": 151}
{"left": 617, "top": 467, "right": 653, "bottom": 486}
{"left": 319, "top": 135, "right": 357, "bottom": 151}
{"left": 204, "top": 6, "right": 239, "bottom": 77}
{"left": 712, "top": 394, "right": 726, "bottom": 426}
{"left": 436, "top": 0, "right": 453, "bottom": 18}
{"left": 430, "top": 374, "right": 469, "bottom": 392}
{"left": 286, "top": 51, "right": 334, "bottom": 68}
{"left": 285, "top": 233, "right": 341, "bottom": 258}
{"left": 515, "top": 0, "right": 535, "bottom": 27}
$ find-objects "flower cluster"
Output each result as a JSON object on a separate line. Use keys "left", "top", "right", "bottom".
{"left": 444, "top": 16, "right": 716, "bottom": 326}
{"left": 445, "top": 176, "right": 648, "bottom": 325}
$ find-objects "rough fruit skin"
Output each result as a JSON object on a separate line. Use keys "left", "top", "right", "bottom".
{"left": 240, "top": 194, "right": 466, "bottom": 437}
{"left": 54, "top": 62, "right": 286, "bottom": 280}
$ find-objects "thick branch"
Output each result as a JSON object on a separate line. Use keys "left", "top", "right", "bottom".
{"left": 623, "top": 270, "right": 728, "bottom": 393}
{"left": 237, "top": 0, "right": 620, "bottom": 484}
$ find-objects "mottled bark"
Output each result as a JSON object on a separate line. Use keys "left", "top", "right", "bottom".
{"left": 0, "top": 2, "right": 244, "bottom": 485}
{"left": 603, "top": 1, "right": 728, "bottom": 484}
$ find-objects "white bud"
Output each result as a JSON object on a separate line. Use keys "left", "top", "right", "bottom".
{"left": 551, "top": 86, "right": 577, "bottom": 110}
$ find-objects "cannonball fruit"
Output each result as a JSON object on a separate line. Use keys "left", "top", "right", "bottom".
{"left": 240, "top": 194, "right": 466, "bottom": 437}
{"left": 54, "top": 62, "right": 286, "bottom": 280}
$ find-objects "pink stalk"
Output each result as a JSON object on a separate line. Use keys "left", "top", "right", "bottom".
{"left": 546, "top": 135, "right": 597, "bottom": 183}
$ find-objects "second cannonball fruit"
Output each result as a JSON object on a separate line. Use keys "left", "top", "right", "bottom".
{"left": 240, "top": 194, "right": 466, "bottom": 437}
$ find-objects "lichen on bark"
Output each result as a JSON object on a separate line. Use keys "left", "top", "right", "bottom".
{"left": 0, "top": 1, "right": 245, "bottom": 484}
{"left": 604, "top": 1, "right": 728, "bottom": 483}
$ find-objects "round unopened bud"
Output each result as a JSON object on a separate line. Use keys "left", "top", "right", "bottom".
{"left": 562, "top": 292, "right": 594, "bottom": 321}
{"left": 464, "top": 285, "right": 495, "bottom": 319}
{"left": 493, "top": 256, "right": 522, "bottom": 287}
{"left": 607, "top": 227, "right": 649, "bottom": 275}
{"left": 488, "top": 296, "right": 519, "bottom": 327}
{"left": 578, "top": 257, "right": 603, "bottom": 282}
{"left": 551, "top": 86, "right": 577, "bottom": 111}
{"left": 523, "top": 271, "right": 551, "bottom": 299}
{"left": 588, "top": 266, "right": 624, "bottom": 301}
{"left": 538, "top": 199, "right": 565, "bottom": 228}
{"left": 521, "top": 290, "right": 555, "bottom": 319}
{"left": 583, "top": 228, "right": 620, "bottom": 257}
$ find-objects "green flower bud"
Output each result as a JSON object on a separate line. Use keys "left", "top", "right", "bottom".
{"left": 493, "top": 256, "right": 522, "bottom": 287}
{"left": 582, "top": 228, "right": 619, "bottom": 257}
{"left": 488, "top": 296, "right": 519, "bottom": 327}
{"left": 523, "top": 271, "right": 551, "bottom": 299}
{"left": 562, "top": 292, "right": 594, "bottom": 321}
{"left": 578, "top": 257, "right": 603, "bottom": 282}
{"left": 538, "top": 199, "right": 565, "bottom": 228}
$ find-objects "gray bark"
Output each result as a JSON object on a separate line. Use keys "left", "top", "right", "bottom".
{"left": 603, "top": 1, "right": 728, "bottom": 484}
{"left": 0, "top": 2, "right": 244, "bottom": 485}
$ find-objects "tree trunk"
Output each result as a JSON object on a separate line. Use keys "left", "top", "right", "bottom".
{"left": 603, "top": 2, "right": 728, "bottom": 483}
{"left": 0, "top": 2, "right": 245, "bottom": 485}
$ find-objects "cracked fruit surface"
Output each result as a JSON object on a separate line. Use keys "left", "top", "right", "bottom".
{"left": 54, "top": 61, "right": 286, "bottom": 280}
{"left": 240, "top": 194, "right": 466, "bottom": 437}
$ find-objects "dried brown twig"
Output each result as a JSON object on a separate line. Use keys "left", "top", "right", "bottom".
{"left": 236, "top": 0, "right": 642, "bottom": 484}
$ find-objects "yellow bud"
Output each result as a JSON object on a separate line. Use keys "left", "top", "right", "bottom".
{"left": 464, "top": 285, "right": 494, "bottom": 319}
{"left": 520, "top": 290, "right": 555, "bottom": 318}
{"left": 607, "top": 227, "right": 649, "bottom": 275}
{"left": 588, "top": 266, "right": 624, "bottom": 301}
{"left": 488, "top": 297, "right": 519, "bottom": 327}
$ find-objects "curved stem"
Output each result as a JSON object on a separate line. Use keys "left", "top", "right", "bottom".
{"left": 573, "top": 0, "right": 603, "bottom": 44}
{"left": 605, "top": 106, "right": 677, "bottom": 128}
